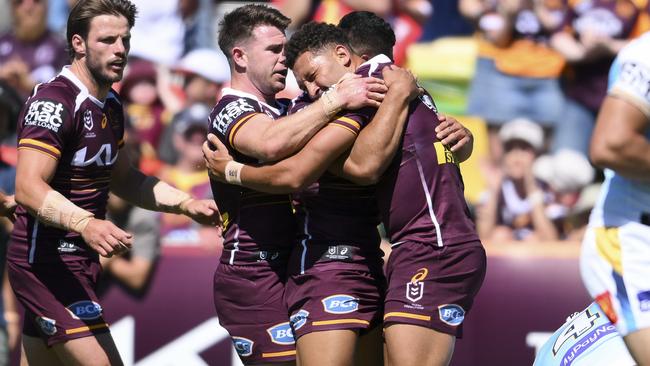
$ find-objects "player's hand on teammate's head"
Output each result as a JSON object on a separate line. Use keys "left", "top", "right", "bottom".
{"left": 180, "top": 198, "right": 222, "bottom": 227}
{"left": 203, "top": 134, "right": 234, "bottom": 183}
{"left": 435, "top": 114, "right": 473, "bottom": 153}
{"left": 335, "top": 73, "right": 387, "bottom": 109}
{"left": 382, "top": 65, "right": 420, "bottom": 101}
{"left": 81, "top": 218, "right": 133, "bottom": 258}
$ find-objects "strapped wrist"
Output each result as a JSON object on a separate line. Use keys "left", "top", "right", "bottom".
{"left": 224, "top": 161, "right": 244, "bottom": 185}
{"left": 37, "top": 190, "right": 94, "bottom": 234}
{"left": 321, "top": 87, "right": 343, "bottom": 119}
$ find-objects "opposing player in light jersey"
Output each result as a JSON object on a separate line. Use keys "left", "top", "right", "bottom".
{"left": 580, "top": 31, "right": 650, "bottom": 365}
{"left": 209, "top": 5, "right": 393, "bottom": 365}
{"left": 7, "top": 1, "right": 220, "bottom": 365}
{"left": 533, "top": 302, "right": 635, "bottom": 366}
{"left": 204, "top": 20, "right": 486, "bottom": 366}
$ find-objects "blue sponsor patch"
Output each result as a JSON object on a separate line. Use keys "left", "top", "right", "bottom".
{"left": 66, "top": 300, "right": 103, "bottom": 320}
{"left": 638, "top": 290, "right": 650, "bottom": 311}
{"left": 290, "top": 309, "right": 309, "bottom": 331}
{"left": 438, "top": 304, "right": 465, "bottom": 326}
{"left": 322, "top": 294, "right": 359, "bottom": 314}
{"left": 232, "top": 337, "right": 254, "bottom": 357}
{"left": 267, "top": 322, "right": 295, "bottom": 345}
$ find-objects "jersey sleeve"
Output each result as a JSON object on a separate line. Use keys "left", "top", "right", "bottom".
{"left": 209, "top": 96, "right": 264, "bottom": 149}
{"left": 608, "top": 38, "right": 650, "bottom": 118}
{"left": 17, "top": 93, "right": 73, "bottom": 161}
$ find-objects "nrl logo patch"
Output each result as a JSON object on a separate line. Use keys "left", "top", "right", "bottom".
{"left": 83, "top": 110, "right": 93, "bottom": 130}
{"left": 406, "top": 268, "right": 428, "bottom": 303}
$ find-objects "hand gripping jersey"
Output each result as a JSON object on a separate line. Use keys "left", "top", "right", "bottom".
{"left": 208, "top": 88, "right": 297, "bottom": 265}
{"left": 9, "top": 67, "right": 125, "bottom": 264}
{"left": 533, "top": 302, "right": 635, "bottom": 366}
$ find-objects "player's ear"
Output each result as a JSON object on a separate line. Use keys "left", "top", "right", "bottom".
{"left": 333, "top": 45, "right": 352, "bottom": 67}
{"left": 232, "top": 46, "right": 247, "bottom": 69}
{"left": 71, "top": 34, "right": 86, "bottom": 58}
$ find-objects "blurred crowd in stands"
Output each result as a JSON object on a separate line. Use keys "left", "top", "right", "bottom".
{"left": 0, "top": 1, "right": 648, "bottom": 355}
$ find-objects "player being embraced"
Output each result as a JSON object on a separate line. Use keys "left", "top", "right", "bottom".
{"left": 207, "top": 20, "right": 421, "bottom": 366}
{"left": 208, "top": 5, "right": 387, "bottom": 366}
{"left": 7, "top": 1, "right": 220, "bottom": 365}
{"left": 580, "top": 31, "right": 650, "bottom": 365}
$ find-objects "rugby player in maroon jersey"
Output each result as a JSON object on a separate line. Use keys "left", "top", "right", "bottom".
{"left": 8, "top": 1, "right": 220, "bottom": 365}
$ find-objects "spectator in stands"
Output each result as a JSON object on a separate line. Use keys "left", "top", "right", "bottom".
{"left": 158, "top": 48, "right": 229, "bottom": 165}
{"left": 550, "top": 0, "right": 645, "bottom": 156}
{"left": 533, "top": 148, "right": 596, "bottom": 240}
{"left": 158, "top": 104, "right": 218, "bottom": 250}
{"left": 128, "top": 0, "right": 185, "bottom": 65}
{"left": 180, "top": 0, "right": 215, "bottom": 53}
{"left": 0, "top": 0, "right": 68, "bottom": 99}
{"left": 476, "top": 118, "right": 559, "bottom": 242}
{"left": 120, "top": 59, "right": 170, "bottom": 162}
{"left": 461, "top": 0, "right": 566, "bottom": 160}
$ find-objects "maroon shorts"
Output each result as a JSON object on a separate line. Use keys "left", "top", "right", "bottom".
{"left": 7, "top": 257, "right": 109, "bottom": 346}
{"left": 284, "top": 263, "right": 386, "bottom": 340}
{"left": 213, "top": 263, "right": 295, "bottom": 364}
{"left": 383, "top": 241, "right": 486, "bottom": 337}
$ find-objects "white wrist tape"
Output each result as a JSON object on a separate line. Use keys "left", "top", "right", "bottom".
{"left": 321, "top": 87, "right": 343, "bottom": 119}
{"left": 224, "top": 161, "right": 244, "bottom": 185}
{"left": 37, "top": 190, "right": 94, "bottom": 233}
{"left": 151, "top": 178, "right": 193, "bottom": 214}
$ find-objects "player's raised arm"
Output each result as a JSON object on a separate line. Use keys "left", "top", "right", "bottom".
{"left": 109, "top": 149, "right": 221, "bottom": 226}
{"left": 229, "top": 74, "right": 385, "bottom": 162}
{"left": 329, "top": 65, "right": 419, "bottom": 184}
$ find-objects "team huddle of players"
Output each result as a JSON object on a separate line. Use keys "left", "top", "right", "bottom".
{"left": 202, "top": 5, "right": 486, "bottom": 366}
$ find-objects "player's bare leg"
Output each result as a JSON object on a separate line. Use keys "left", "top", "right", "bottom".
{"left": 384, "top": 324, "right": 454, "bottom": 366}
{"left": 623, "top": 328, "right": 650, "bottom": 366}
{"left": 21, "top": 334, "right": 64, "bottom": 366}
{"left": 50, "top": 332, "right": 123, "bottom": 366}
{"left": 253, "top": 362, "right": 295, "bottom": 366}
{"left": 355, "top": 325, "right": 383, "bottom": 366}
{"left": 296, "top": 330, "right": 357, "bottom": 366}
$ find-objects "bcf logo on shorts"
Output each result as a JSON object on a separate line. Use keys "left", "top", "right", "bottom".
{"left": 438, "top": 304, "right": 465, "bottom": 326}
{"left": 232, "top": 337, "right": 254, "bottom": 357}
{"left": 322, "top": 294, "right": 359, "bottom": 314}
{"left": 406, "top": 268, "right": 428, "bottom": 303}
{"left": 66, "top": 300, "right": 103, "bottom": 320}
{"left": 266, "top": 322, "right": 295, "bottom": 345}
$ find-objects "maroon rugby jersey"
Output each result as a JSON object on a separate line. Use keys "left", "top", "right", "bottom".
{"left": 208, "top": 88, "right": 296, "bottom": 265}
{"left": 9, "top": 67, "right": 125, "bottom": 264}
{"left": 288, "top": 91, "right": 382, "bottom": 275}
{"left": 356, "top": 55, "right": 479, "bottom": 247}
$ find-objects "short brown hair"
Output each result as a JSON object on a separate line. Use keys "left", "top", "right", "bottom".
{"left": 66, "top": 0, "right": 138, "bottom": 59}
{"left": 218, "top": 4, "right": 290, "bottom": 63}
